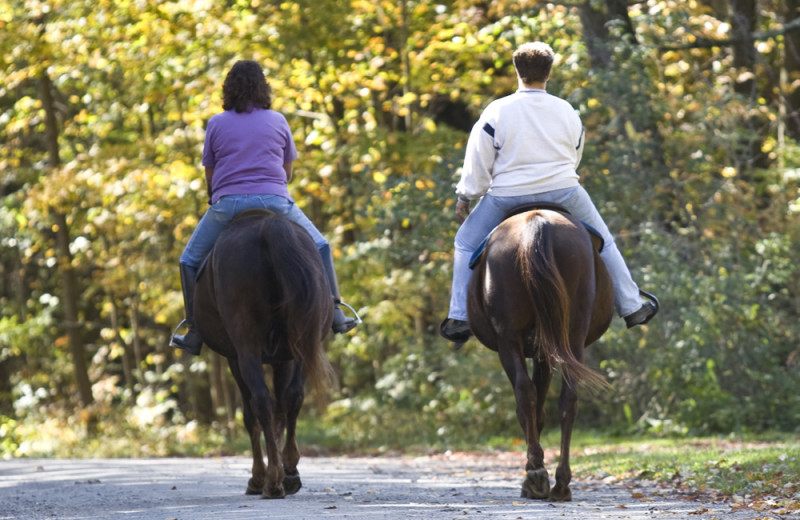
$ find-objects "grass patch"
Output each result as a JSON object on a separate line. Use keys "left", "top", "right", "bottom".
{"left": 293, "top": 418, "right": 799, "bottom": 505}
{"left": 567, "top": 432, "right": 800, "bottom": 501}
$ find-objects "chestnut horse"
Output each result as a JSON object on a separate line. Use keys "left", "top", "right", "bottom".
{"left": 194, "top": 209, "right": 334, "bottom": 498}
{"left": 467, "top": 207, "right": 614, "bottom": 501}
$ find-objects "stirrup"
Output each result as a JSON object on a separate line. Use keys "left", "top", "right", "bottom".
{"left": 169, "top": 319, "right": 189, "bottom": 348}
{"left": 335, "top": 300, "right": 362, "bottom": 326}
{"left": 169, "top": 319, "right": 203, "bottom": 354}
{"left": 639, "top": 289, "right": 660, "bottom": 313}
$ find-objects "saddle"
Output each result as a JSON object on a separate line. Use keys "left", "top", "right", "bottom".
{"left": 468, "top": 202, "right": 605, "bottom": 269}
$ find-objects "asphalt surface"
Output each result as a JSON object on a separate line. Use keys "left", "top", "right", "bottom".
{"left": 0, "top": 454, "right": 778, "bottom": 519}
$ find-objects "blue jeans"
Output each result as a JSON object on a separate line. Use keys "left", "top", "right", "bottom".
{"left": 180, "top": 194, "right": 327, "bottom": 268}
{"left": 447, "top": 187, "right": 642, "bottom": 321}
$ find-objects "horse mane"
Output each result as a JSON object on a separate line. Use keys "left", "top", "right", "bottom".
{"left": 516, "top": 212, "right": 608, "bottom": 392}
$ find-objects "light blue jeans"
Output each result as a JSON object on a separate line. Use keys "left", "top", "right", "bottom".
{"left": 447, "top": 187, "right": 642, "bottom": 321}
{"left": 180, "top": 194, "right": 327, "bottom": 268}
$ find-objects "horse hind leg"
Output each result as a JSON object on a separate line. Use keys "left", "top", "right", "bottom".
{"left": 497, "top": 343, "right": 550, "bottom": 500}
{"left": 550, "top": 332, "right": 597, "bottom": 503}
{"left": 521, "top": 353, "right": 554, "bottom": 500}
{"left": 273, "top": 361, "right": 304, "bottom": 495}
{"left": 550, "top": 317, "right": 596, "bottom": 502}
{"left": 228, "top": 359, "right": 268, "bottom": 496}
{"left": 236, "top": 355, "right": 286, "bottom": 499}
{"left": 550, "top": 372, "right": 579, "bottom": 502}
{"left": 532, "top": 356, "right": 552, "bottom": 438}
{"left": 245, "top": 420, "right": 266, "bottom": 496}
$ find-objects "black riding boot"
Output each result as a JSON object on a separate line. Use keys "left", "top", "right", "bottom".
{"left": 624, "top": 289, "right": 660, "bottom": 328}
{"left": 169, "top": 263, "right": 203, "bottom": 355}
{"left": 319, "top": 245, "right": 360, "bottom": 334}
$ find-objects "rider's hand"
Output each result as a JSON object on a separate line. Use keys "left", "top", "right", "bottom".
{"left": 456, "top": 198, "right": 471, "bottom": 223}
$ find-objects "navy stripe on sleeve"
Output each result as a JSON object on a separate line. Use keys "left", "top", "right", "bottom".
{"left": 482, "top": 122, "right": 495, "bottom": 138}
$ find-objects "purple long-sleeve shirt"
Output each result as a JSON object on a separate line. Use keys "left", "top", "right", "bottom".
{"left": 202, "top": 108, "right": 298, "bottom": 203}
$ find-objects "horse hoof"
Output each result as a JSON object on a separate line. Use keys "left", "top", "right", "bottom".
{"left": 520, "top": 469, "right": 550, "bottom": 500}
{"left": 549, "top": 484, "right": 572, "bottom": 502}
{"left": 261, "top": 485, "right": 286, "bottom": 499}
{"left": 245, "top": 478, "right": 263, "bottom": 495}
{"left": 284, "top": 471, "right": 302, "bottom": 495}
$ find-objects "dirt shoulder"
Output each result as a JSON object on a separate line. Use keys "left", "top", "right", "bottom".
{"left": 0, "top": 454, "right": 779, "bottom": 519}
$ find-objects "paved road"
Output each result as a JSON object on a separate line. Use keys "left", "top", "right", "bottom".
{"left": 0, "top": 454, "right": 771, "bottom": 519}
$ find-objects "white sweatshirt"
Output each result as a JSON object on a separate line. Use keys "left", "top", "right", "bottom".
{"left": 456, "top": 89, "right": 584, "bottom": 200}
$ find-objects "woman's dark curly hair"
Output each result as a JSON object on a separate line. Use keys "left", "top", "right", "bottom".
{"left": 222, "top": 60, "right": 272, "bottom": 112}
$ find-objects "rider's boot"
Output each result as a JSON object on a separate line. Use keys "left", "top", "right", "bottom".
{"left": 623, "top": 290, "right": 660, "bottom": 329}
{"left": 439, "top": 318, "right": 471, "bottom": 351}
{"left": 169, "top": 263, "right": 203, "bottom": 355}
{"left": 319, "top": 245, "right": 360, "bottom": 334}
{"left": 439, "top": 318, "right": 471, "bottom": 343}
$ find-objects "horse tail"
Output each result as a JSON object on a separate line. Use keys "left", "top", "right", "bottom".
{"left": 259, "top": 216, "right": 335, "bottom": 396}
{"left": 516, "top": 212, "right": 607, "bottom": 391}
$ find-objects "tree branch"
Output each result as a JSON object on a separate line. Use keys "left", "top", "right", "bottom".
{"left": 658, "top": 16, "right": 800, "bottom": 51}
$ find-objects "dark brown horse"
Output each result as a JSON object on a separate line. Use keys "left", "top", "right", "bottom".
{"left": 194, "top": 208, "right": 334, "bottom": 498}
{"left": 467, "top": 208, "right": 614, "bottom": 502}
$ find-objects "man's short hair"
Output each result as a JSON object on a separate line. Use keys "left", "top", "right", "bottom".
{"left": 513, "top": 42, "right": 554, "bottom": 85}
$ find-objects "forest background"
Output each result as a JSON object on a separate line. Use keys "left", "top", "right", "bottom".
{"left": 1, "top": 0, "right": 799, "bottom": 458}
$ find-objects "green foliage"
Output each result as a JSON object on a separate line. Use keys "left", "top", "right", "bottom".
{"left": 1, "top": 0, "right": 799, "bottom": 460}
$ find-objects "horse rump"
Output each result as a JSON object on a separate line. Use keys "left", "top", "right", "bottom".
{"left": 516, "top": 211, "right": 607, "bottom": 391}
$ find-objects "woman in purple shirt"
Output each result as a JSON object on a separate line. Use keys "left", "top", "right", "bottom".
{"left": 171, "top": 60, "right": 359, "bottom": 355}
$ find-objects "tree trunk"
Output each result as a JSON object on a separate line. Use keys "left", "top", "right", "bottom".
{"left": 222, "top": 363, "right": 236, "bottom": 433}
{"left": 210, "top": 354, "right": 237, "bottom": 434}
{"left": 782, "top": 0, "right": 800, "bottom": 138}
{"left": 400, "top": 0, "right": 413, "bottom": 131}
{"left": 40, "top": 69, "right": 94, "bottom": 408}
{"left": 576, "top": 0, "right": 667, "bottom": 170}
{"left": 606, "top": 0, "right": 637, "bottom": 42}
{"left": 728, "top": 0, "right": 771, "bottom": 170}
{"left": 730, "top": 0, "right": 758, "bottom": 97}
{"left": 129, "top": 301, "right": 145, "bottom": 383}
{"left": 577, "top": 0, "right": 636, "bottom": 65}
{"left": 51, "top": 210, "right": 93, "bottom": 407}
{"left": 210, "top": 354, "right": 225, "bottom": 421}
{"left": 577, "top": 1, "right": 612, "bottom": 68}
{"left": 109, "top": 297, "right": 135, "bottom": 398}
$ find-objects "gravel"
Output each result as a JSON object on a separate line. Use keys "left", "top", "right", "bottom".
{"left": 0, "top": 454, "right": 771, "bottom": 519}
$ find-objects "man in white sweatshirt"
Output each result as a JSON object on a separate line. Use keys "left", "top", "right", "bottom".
{"left": 440, "top": 41, "right": 658, "bottom": 344}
